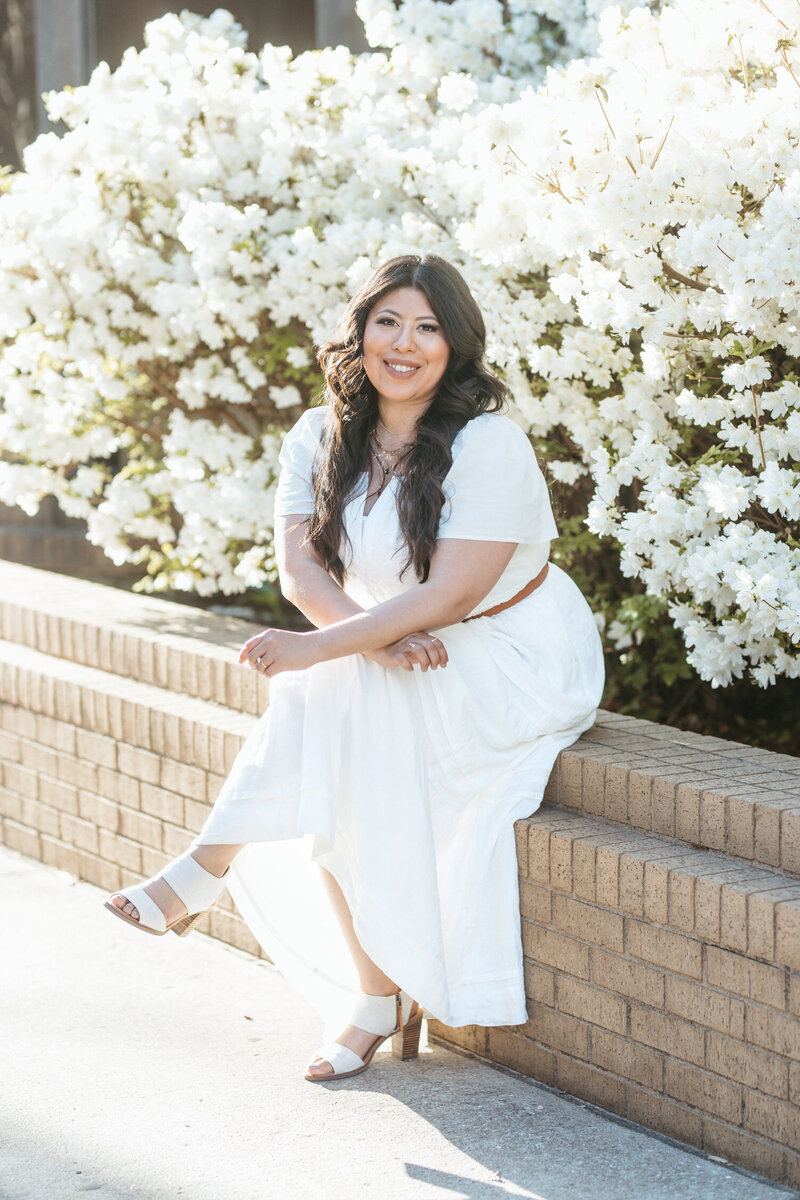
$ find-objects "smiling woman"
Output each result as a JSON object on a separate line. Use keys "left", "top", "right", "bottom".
{"left": 104, "top": 253, "right": 605, "bottom": 1085}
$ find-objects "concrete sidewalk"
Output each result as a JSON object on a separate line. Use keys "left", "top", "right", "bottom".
{"left": 1, "top": 846, "right": 795, "bottom": 1200}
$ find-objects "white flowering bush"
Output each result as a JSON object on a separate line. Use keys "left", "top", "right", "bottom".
{"left": 0, "top": 1, "right": 631, "bottom": 595}
{"left": 462, "top": 0, "right": 800, "bottom": 688}
{"left": 0, "top": 0, "right": 798, "bottom": 704}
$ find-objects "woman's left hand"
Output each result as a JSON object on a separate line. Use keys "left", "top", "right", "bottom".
{"left": 239, "top": 628, "right": 318, "bottom": 677}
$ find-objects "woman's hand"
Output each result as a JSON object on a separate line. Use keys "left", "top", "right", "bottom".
{"left": 363, "top": 631, "right": 449, "bottom": 672}
{"left": 239, "top": 628, "right": 319, "bottom": 677}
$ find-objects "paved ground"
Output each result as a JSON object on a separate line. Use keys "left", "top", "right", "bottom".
{"left": 1, "top": 845, "right": 796, "bottom": 1200}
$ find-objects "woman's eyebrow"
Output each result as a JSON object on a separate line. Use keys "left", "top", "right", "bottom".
{"left": 375, "top": 307, "right": 439, "bottom": 321}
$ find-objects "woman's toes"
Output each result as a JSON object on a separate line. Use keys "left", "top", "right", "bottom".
{"left": 307, "top": 1058, "right": 333, "bottom": 1076}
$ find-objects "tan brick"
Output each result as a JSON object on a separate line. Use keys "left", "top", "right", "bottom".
{"left": 595, "top": 845, "right": 620, "bottom": 909}
{"left": 161, "top": 821, "right": 190, "bottom": 858}
{"left": 559, "top": 750, "right": 583, "bottom": 808}
{"left": 553, "top": 896, "right": 624, "bottom": 953}
{"left": 523, "top": 961, "right": 556, "bottom": 1006}
{"left": 652, "top": 776, "right": 678, "bottom": 837}
{"left": 522, "top": 1002, "right": 589, "bottom": 1060}
{"left": 522, "top": 923, "right": 590, "bottom": 980}
{"left": 95, "top": 766, "right": 139, "bottom": 809}
{"left": 514, "top": 821, "right": 529, "bottom": 876}
{"left": 206, "top": 906, "right": 264, "bottom": 958}
{"left": 205, "top": 771, "right": 227, "bottom": 808}
{"left": 2, "top": 759, "right": 39, "bottom": 799}
{"left": 782, "top": 809, "right": 800, "bottom": 875}
{"left": 2, "top": 819, "right": 41, "bottom": 858}
{"left": 592, "top": 1029, "right": 663, "bottom": 1090}
{"left": 118, "top": 806, "right": 163, "bottom": 850}
{"left": 75, "top": 728, "right": 117, "bottom": 770}
{"left": 0, "top": 786, "right": 22, "bottom": 822}
{"left": 555, "top": 1054, "right": 627, "bottom": 1115}
{"left": 519, "top": 879, "right": 551, "bottom": 925}
{"left": 776, "top": 900, "right": 800, "bottom": 972}
{"left": 77, "top": 791, "right": 120, "bottom": 833}
{"left": 487, "top": 1029, "right": 555, "bottom": 1085}
{"left": 619, "top": 855, "right": 645, "bottom": 918}
{"left": 629, "top": 1005, "right": 705, "bottom": 1067}
{"left": 56, "top": 753, "right": 98, "bottom": 793}
{"left": 19, "top": 739, "right": 59, "bottom": 778}
{"left": 702, "top": 1120, "right": 785, "bottom": 1182}
{"left": 699, "top": 789, "right": 726, "bottom": 851}
{"left": 20, "top": 796, "right": 60, "bottom": 838}
{"left": 707, "top": 1031, "right": 788, "bottom": 1099}
{"left": 39, "top": 835, "right": 80, "bottom": 877}
{"left": 754, "top": 798, "right": 783, "bottom": 868}
{"left": 160, "top": 758, "right": 207, "bottom": 803}
{"left": 745, "top": 1091, "right": 800, "bottom": 1151}
{"left": 582, "top": 758, "right": 606, "bottom": 817}
{"left": 428, "top": 1021, "right": 488, "bottom": 1056}
{"left": 626, "top": 919, "right": 702, "bottom": 979}
{"left": 548, "top": 829, "right": 572, "bottom": 893}
{"left": 97, "top": 829, "right": 142, "bottom": 873}
{"left": 75, "top": 848, "right": 121, "bottom": 892}
{"left": 59, "top": 811, "right": 99, "bottom": 854}
{"left": 706, "top": 947, "right": 787, "bottom": 1011}
{"left": 140, "top": 782, "right": 184, "bottom": 826}
{"left": 557, "top": 977, "right": 626, "bottom": 1034}
{"left": 117, "top": 743, "right": 161, "bottom": 786}
{"left": 669, "top": 870, "right": 695, "bottom": 934}
{"left": 0, "top": 728, "right": 21, "bottom": 763}
{"left": 603, "top": 763, "right": 628, "bottom": 823}
{"left": 184, "top": 797, "right": 212, "bottom": 836}
{"left": 627, "top": 770, "right": 653, "bottom": 830}
{"left": 665, "top": 1060, "right": 742, "bottom": 1124}
{"left": 665, "top": 977, "right": 745, "bottom": 1039}
{"left": 749, "top": 887, "right": 800, "bottom": 963}
{"left": 675, "top": 783, "right": 701, "bottom": 845}
{"left": 747, "top": 1004, "right": 800, "bottom": 1061}
{"left": 627, "top": 1085, "right": 703, "bottom": 1148}
{"left": 727, "top": 795, "right": 756, "bottom": 860}
{"left": 572, "top": 838, "right": 596, "bottom": 902}
{"left": 592, "top": 949, "right": 664, "bottom": 1008}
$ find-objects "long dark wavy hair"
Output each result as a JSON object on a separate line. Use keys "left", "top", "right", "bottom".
{"left": 306, "top": 254, "right": 508, "bottom": 585}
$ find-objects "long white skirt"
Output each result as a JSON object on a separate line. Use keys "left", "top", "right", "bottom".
{"left": 195, "top": 564, "right": 604, "bottom": 1040}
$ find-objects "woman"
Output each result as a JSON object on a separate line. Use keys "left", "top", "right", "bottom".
{"left": 105, "top": 254, "right": 605, "bottom": 1082}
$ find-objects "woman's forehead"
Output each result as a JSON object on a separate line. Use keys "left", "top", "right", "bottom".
{"left": 370, "top": 287, "right": 436, "bottom": 319}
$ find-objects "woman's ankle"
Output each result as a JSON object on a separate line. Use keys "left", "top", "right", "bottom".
{"left": 190, "top": 844, "right": 242, "bottom": 878}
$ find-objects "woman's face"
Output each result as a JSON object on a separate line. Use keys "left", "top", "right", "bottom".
{"left": 362, "top": 287, "right": 450, "bottom": 412}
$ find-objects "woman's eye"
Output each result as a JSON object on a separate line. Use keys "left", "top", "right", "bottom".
{"left": 419, "top": 324, "right": 440, "bottom": 334}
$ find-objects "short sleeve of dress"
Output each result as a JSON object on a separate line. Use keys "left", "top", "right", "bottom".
{"left": 437, "top": 413, "right": 558, "bottom": 544}
{"left": 273, "top": 406, "right": 328, "bottom": 518}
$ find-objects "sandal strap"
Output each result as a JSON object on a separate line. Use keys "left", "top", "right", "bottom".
{"left": 313, "top": 1042, "right": 367, "bottom": 1075}
{"left": 349, "top": 992, "right": 401, "bottom": 1037}
{"left": 161, "top": 851, "right": 228, "bottom": 914}
{"left": 115, "top": 885, "right": 167, "bottom": 933}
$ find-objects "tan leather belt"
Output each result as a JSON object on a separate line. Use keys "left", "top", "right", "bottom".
{"left": 462, "top": 562, "right": 550, "bottom": 623}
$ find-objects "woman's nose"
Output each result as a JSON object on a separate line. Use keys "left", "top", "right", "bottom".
{"left": 392, "top": 325, "right": 416, "bottom": 351}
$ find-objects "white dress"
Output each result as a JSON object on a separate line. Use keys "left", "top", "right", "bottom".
{"left": 195, "top": 406, "right": 604, "bottom": 1038}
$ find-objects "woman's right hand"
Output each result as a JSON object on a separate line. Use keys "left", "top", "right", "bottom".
{"left": 362, "top": 632, "right": 449, "bottom": 672}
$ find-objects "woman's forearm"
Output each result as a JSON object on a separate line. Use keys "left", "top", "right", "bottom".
{"left": 281, "top": 561, "right": 365, "bottom": 629}
{"left": 309, "top": 582, "right": 467, "bottom": 662}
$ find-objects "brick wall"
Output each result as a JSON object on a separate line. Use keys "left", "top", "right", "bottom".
{"left": 1, "top": 559, "right": 798, "bottom": 1188}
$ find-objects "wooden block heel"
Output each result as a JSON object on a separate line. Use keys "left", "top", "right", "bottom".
{"left": 392, "top": 1010, "right": 423, "bottom": 1060}
{"left": 171, "top": 910, "right": 207, "bottom": 937}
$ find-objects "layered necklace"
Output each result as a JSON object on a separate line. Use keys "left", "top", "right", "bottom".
{"left": 366, "top": 422, "right": 416, "bottom": 502}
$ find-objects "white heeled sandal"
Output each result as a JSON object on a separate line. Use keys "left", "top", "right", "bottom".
{"left": 305, "top": 989, "right": 423, "bottom": 1082}
{"left": 104, "top": 850, "right": 229, "bottom": 937}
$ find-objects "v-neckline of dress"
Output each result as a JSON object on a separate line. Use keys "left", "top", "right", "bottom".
{"left": 360, "top": 470, "right": 394, "bottom": 520}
